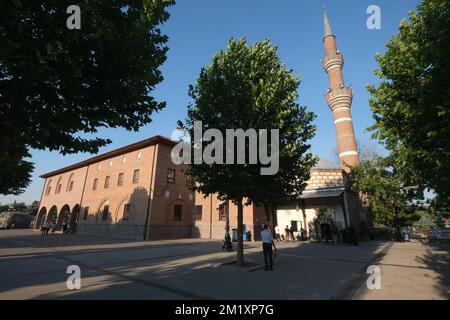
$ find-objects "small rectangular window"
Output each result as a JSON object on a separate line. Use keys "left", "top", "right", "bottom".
{"left": 104, "top": 176, "right": 110, "bottom": 189}
{"left": 132, "top": 169, "right": 140, "bottom": 184}
{"left": 186, "top": 175, "right": 194, "bottom": 188}
{"left": 174, "top": 204, "right": 182, "bottom": 221}
{"left": 218, "top": 202, "right": 228, "bottom": 222}
{"left": 83, "top": 207, "right": 89, "bottom": 220}
{"left": 93, "top": 178, "right": 98, "bottom": 190}
{"left": 195, "top": 205, "right": 203, "bottom": 221}
{"left": 167, "top": 169, "right": 176, "bottom": 184}
{"left": 102, "top": 205, "right": 109, "bottom": 221}
{"left": 69, "top": 181, "right": 74, "bottom": 191}
{"left": 123, "top": 203, "right": 130, "bottom": 221}
{"left": 118, "top": 173, "right": 124, "bottom": 186}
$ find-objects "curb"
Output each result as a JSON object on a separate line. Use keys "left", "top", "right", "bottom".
{"left": 330, "top": 241, "right": 393, "bottom": 300}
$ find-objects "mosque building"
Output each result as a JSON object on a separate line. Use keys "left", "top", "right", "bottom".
{"left": 34, "top": 7, "right": 370, "bottom": 241}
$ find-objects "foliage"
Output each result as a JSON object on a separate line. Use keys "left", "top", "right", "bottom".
{"left": 368, "top": 0, "right": 450, "bottom": 206}
{"left": 0, "top": 0, "right": 175, "bottom": 195}
{"left": 346, "top": 157, "right": 419, "bottom": 227}
{"left": 180, "top": 38, "right": 316, "bottom": 265}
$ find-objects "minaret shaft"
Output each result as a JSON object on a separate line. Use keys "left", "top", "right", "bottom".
{"left": 322, "top": 7, "right": 359, "bottom": 171}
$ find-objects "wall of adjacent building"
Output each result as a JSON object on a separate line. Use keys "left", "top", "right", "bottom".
{"left": 146, "top": 144, "right": 195, "bottom": 240}
{"left": 76, "top": 144, "right": 157, "bottom": 240}
{"left": 305, "top": 169, "right": 344, "bottom": 191}
{"left": 36, "top": 166, "right": 88, "bottom": 227}
{"left": 192, "top": 194, "right": 263, "bottom": 240}
{"left": 277, "top": 198, "right": 346, "bottom": 239}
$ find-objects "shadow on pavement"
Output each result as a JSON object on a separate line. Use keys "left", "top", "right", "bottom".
{"left": 415, "top": 241, "right": 450, "bottom": 299}
{"left": 0, "top": 230, "right": 387, "bottom": 300}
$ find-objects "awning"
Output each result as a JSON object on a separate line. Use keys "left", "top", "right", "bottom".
{"left": 300, "top": 189, "right": 344, "bottom": 199}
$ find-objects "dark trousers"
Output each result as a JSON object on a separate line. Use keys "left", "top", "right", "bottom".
{"left": 263, "top": 243, "right": 273, "bottom": 270}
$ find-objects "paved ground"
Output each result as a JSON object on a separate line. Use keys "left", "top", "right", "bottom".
{"left": 352, "top": 241, "right": 450, "bottom": 300}
{"left": 0, "top": 229, "right": 448, "bottom": 300}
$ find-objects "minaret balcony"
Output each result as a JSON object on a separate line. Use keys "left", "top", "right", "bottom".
{"left": 326, "top": 87, "right": 353, "bottom": 112}
{"left": 322, "top": 53, "right": 344, "bottom": 72}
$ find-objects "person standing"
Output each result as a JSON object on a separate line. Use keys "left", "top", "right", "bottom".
{"left": 274, "top": 225, "right": 281, "bottom": 241}
{"left": 45, "top": 220, "right": 51, "bottom": 235}
{"left": 300, "top": 228, "right": 306, "bottom": 241}
{"left": 284, "top": 226, "right": 290, "bottom": 241}
{"left": 289, "top": 226, "right": 296, "bottom": 241}
{"left": 261, "top": 224, "right": 277, "bottom": 271}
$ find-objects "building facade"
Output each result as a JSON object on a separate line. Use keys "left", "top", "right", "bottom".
{"left": 322, "top": 6, "right": 359, "bottom": 171}
{"left": 34, "top": 7, "right": 369, "bottom": 241}
{"left": 35, "top": 135, "right": 272, "bottom": 241}
{"left": 275, "top": 7, "right": 368, "bottom": 240}
{"left": 36, "top": 136, "right": 195, "bottom": 240}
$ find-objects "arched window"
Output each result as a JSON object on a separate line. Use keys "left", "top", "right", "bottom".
{"left": 96, "top": 200, "right": 110, "bottom": 222}
{"left": 122, "top": 156, "right": 126, "bottom": 164}
{"left": 137, "top": 152, "right": 142, "bottom": 160}
{"left": 115, "top": 196, "right": 131, "bottom": 223}
{"left": 46, "top": 180, "right": 52, "bottom": 195}
{"left": 66, "top": 173, "right": 74, "bottom": 192}
{"left": 109, "top": 160, "right": 113, "bottom": 167}
{"left": 55, "top": 177, "right": 63, "bottom": 194}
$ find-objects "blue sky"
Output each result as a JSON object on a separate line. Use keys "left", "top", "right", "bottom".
{"left": 1, "top": 0, "right": 422, "bottom": 205}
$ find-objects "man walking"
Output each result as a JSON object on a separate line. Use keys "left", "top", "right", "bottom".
{"left": 261, "top": 224, "right": 277, "bottom": 271}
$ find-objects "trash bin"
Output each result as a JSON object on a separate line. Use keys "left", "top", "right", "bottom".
{"left": 243, "top": 232, "right": 248, "bottom": 241}
{"left": 231, "top": 228, "right": 238, "bottom": 242}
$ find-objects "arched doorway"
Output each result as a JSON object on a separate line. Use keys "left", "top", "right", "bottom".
{"left": 70, "top": 204, "right": 80, "bottom": 229}
{"left": 316, "top": 208, "right": 335, "bottom": 243}
{"left": 35, "top": 207, "right": 47, "bottom": 230}
{"left": 165, "top": 199, "right": 190, "bottom": 223}
{"left": 57, "top": 204, "right": 71, "bottom": 231}
{"left": 47, "top": 206, "right": 58, "bottom": 224}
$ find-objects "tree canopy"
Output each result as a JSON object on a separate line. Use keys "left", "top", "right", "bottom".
{"left": 180, "top": 38, "right": 316, "bottom": 265}
{"left": 0, "top": 0, "right": 175, "bottom": 195}
{"left": 346, "top": 157, "right": 419, "bottom": 227}
{"left": 368, "top": 0, "right": 450, "bottom": 209}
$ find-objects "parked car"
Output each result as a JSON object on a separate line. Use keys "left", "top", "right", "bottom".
{"left": 0, "top": 211, "right": 33, "bottom": 229}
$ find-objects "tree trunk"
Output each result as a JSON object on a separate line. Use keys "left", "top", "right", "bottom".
{"left": 236, "top": 198, "right": 244, "bottom": 266}
{"left": 264, "top": 204, "right": 270, "bottom": 223}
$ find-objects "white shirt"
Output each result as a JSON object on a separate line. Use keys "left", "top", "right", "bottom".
{"left": 261, "top": 229, "right": 273, "bottom": 244}
{"left": 275, "top": 226, "right": 280, "bottom": 234}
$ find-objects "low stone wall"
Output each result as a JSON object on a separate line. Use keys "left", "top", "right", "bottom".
{"left": 192, "top": 222, "right": 256, "bottom": 241}
{"left": 77, "top": 223, "right": 145, "bottom": 240}
{"left": 146, "top": 224, "right": 192, "bottom": 240}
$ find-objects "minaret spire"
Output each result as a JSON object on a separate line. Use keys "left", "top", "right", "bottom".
{"left": 322, "top": 5, "right": 334, "bottom": 39}
{"left": 322, "top": 6, "right": 359, "bottom": 171}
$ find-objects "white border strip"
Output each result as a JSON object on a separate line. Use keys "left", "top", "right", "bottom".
{"left": 339, "top": 151, "right": 358, "bottom": 158}
{"left": 332, "top": 107, "right": 350, "bottom": 113}
{"left": 334, "top": 117, "right": 352, "bottom": 124}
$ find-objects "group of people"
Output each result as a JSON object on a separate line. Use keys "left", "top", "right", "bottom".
{"left": 40, "top": 219, "right": 76, "bottom": 235}
{"left": 274, "top": 225, "right": 307, "bottom": 242}
{"left": 40, "top": 220, "right": 55, "bottom": 235}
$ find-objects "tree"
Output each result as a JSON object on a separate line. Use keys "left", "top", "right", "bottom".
{"left": 346, "top": 157, "right": 418, "bottom": 231}
{"left": 368, "top": 0, "right": 450, "bottom": 207}
{"left": 179, "top": 38, "right": 316, "bottom": 265}
{"left": 0, "top": 0, "right": 175, "bottom": 195}
{"left": 0, "top": 145, "right": 34, "bottom": 195}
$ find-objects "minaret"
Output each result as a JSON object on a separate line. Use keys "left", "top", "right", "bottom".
{"left": 322, "top": 6, "right": 359, "bottom": 171}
